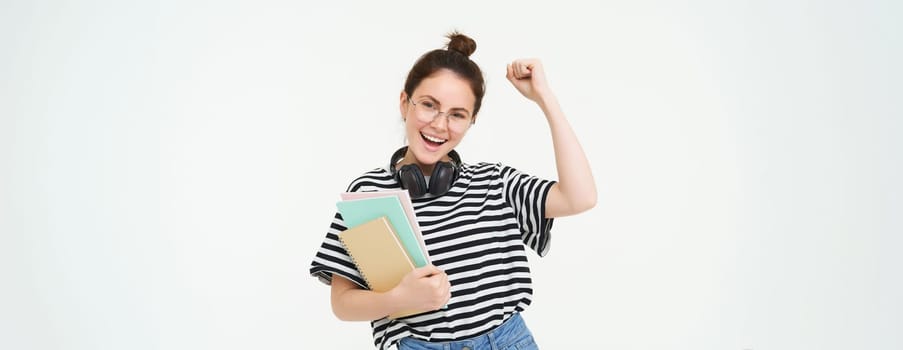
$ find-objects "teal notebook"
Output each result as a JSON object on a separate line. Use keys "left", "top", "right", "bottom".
{"left": 336, "top": 196, "right": 429, "bottom": 268}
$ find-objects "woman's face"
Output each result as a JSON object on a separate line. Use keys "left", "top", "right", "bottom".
{"left": 399, "top": 69, "right": 475, "bottom": 171}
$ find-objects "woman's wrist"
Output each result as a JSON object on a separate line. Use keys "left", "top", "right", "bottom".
{"left": 536, "top": 92, "right": 562, "bottom": 119}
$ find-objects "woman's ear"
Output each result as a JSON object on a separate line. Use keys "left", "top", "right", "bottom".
{"left": 399, "top": 91, "right": 408, "bottom": 121}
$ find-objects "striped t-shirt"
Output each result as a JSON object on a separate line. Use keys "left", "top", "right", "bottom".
{"left": 309, "top": 161, "right": 556, "bottom": 349}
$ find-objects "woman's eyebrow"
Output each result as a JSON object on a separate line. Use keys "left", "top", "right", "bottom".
{"left": 416, "top": 95, "right": 440, "bottom": 103}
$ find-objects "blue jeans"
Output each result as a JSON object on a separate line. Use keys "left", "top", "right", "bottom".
{"left": 397, "top": 313, "right": 539, "bottom": 350}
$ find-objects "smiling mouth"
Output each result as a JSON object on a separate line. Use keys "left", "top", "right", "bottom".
{"left": 421, "top": 132, "right": 447, "bottom": 146}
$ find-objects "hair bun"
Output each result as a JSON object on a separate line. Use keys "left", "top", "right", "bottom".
{"left": 446, "top": 31, "right": 476, "bottom": 57}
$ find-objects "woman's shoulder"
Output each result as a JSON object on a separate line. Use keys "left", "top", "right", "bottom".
{"left": 462, "top": 161, "right": 519, "bottom": 175}
{"left": 462, "top": 161, "right": 546, "bottom": 183}
{"left": 461, "top": 161, "right": 501, "bottom": 173}
{"left": 344, "top": 166, "right": 395, "bottom": 192}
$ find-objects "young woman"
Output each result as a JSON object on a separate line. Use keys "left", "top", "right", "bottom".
{"left": 310, "top": 31, "right": 596, "bottom": 350}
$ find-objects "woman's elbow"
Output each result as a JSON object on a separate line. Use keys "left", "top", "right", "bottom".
{"left": 332, "top": 308, "right": 353, "bottom": 322}
{"left": 568, "top": 188, "right": 597, "bottom": 214}
{"left": 574, "top": 194, "right": 597, "bottom": 214}
{"left": 330, "top": 294, "right": 357, "bottom": 321}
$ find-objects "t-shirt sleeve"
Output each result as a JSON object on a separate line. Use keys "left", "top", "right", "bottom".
{"left": 309, "top": 211, "right": 369, "bottom": 288}
{"left": 499, "top": 164, "right": 557, "bottom": 257}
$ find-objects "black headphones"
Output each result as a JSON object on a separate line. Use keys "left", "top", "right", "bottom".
{"left": 389, "top": 146, "right": 462, "bottom": 198}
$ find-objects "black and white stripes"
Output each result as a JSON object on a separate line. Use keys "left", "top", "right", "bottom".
{"left": 310, "top": 162, "right": 555, "bottom": 349}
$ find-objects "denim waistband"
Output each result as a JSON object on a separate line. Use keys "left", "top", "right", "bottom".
{"left": 397, "top": 313, "right": 532, "bottom": 350}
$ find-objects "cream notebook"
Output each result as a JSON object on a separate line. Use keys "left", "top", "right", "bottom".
{"left": 337, "top": 216, "right": 421, "bottom": 319}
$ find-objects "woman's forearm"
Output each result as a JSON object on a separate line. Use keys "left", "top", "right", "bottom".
{"left": 330, "top": 277, "right": 401, "bottom": 321}
{"left": 538, "top": 93, "right": 597, "bottom": 216}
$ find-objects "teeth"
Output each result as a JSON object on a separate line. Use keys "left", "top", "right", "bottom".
{"left": 422, "top": 133, "right": 447, "bottom": 143}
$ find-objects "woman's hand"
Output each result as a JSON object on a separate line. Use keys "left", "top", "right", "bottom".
{"left": 506, "top": 58, "right": 554, "bottom": 104}
{"left": 390, "top": 264, "right": 451, "bottom": 312}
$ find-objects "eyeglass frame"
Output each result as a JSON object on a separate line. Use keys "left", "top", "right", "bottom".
{"left": 407, "top": 97, "right": 475, "bottom": 128}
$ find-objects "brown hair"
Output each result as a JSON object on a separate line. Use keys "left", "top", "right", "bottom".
{"left": 403, "top": 31, "right": 486, "bottom": 117}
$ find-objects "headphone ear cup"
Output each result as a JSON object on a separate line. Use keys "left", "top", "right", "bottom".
{"left": 428, "top": 161, "right": 457, "bottom": 196}
{"left": 397, "top": 164, "right": 428, "bottom": 198}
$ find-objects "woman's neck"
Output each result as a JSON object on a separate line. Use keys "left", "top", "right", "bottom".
{"left": 398, "top": 149, "right": 450, "bottom": 175}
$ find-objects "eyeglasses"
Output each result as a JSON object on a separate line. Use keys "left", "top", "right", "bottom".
{"left": 408, "top": 97, "right": 473, "bottom": 131}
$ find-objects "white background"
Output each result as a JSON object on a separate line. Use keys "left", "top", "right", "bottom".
{"left": 2, "top": 1, "right": 901, "bottom": 349}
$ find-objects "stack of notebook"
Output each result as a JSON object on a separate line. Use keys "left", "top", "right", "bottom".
{"left": 335, "top": 190, "right": 430, "bottom": 319}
